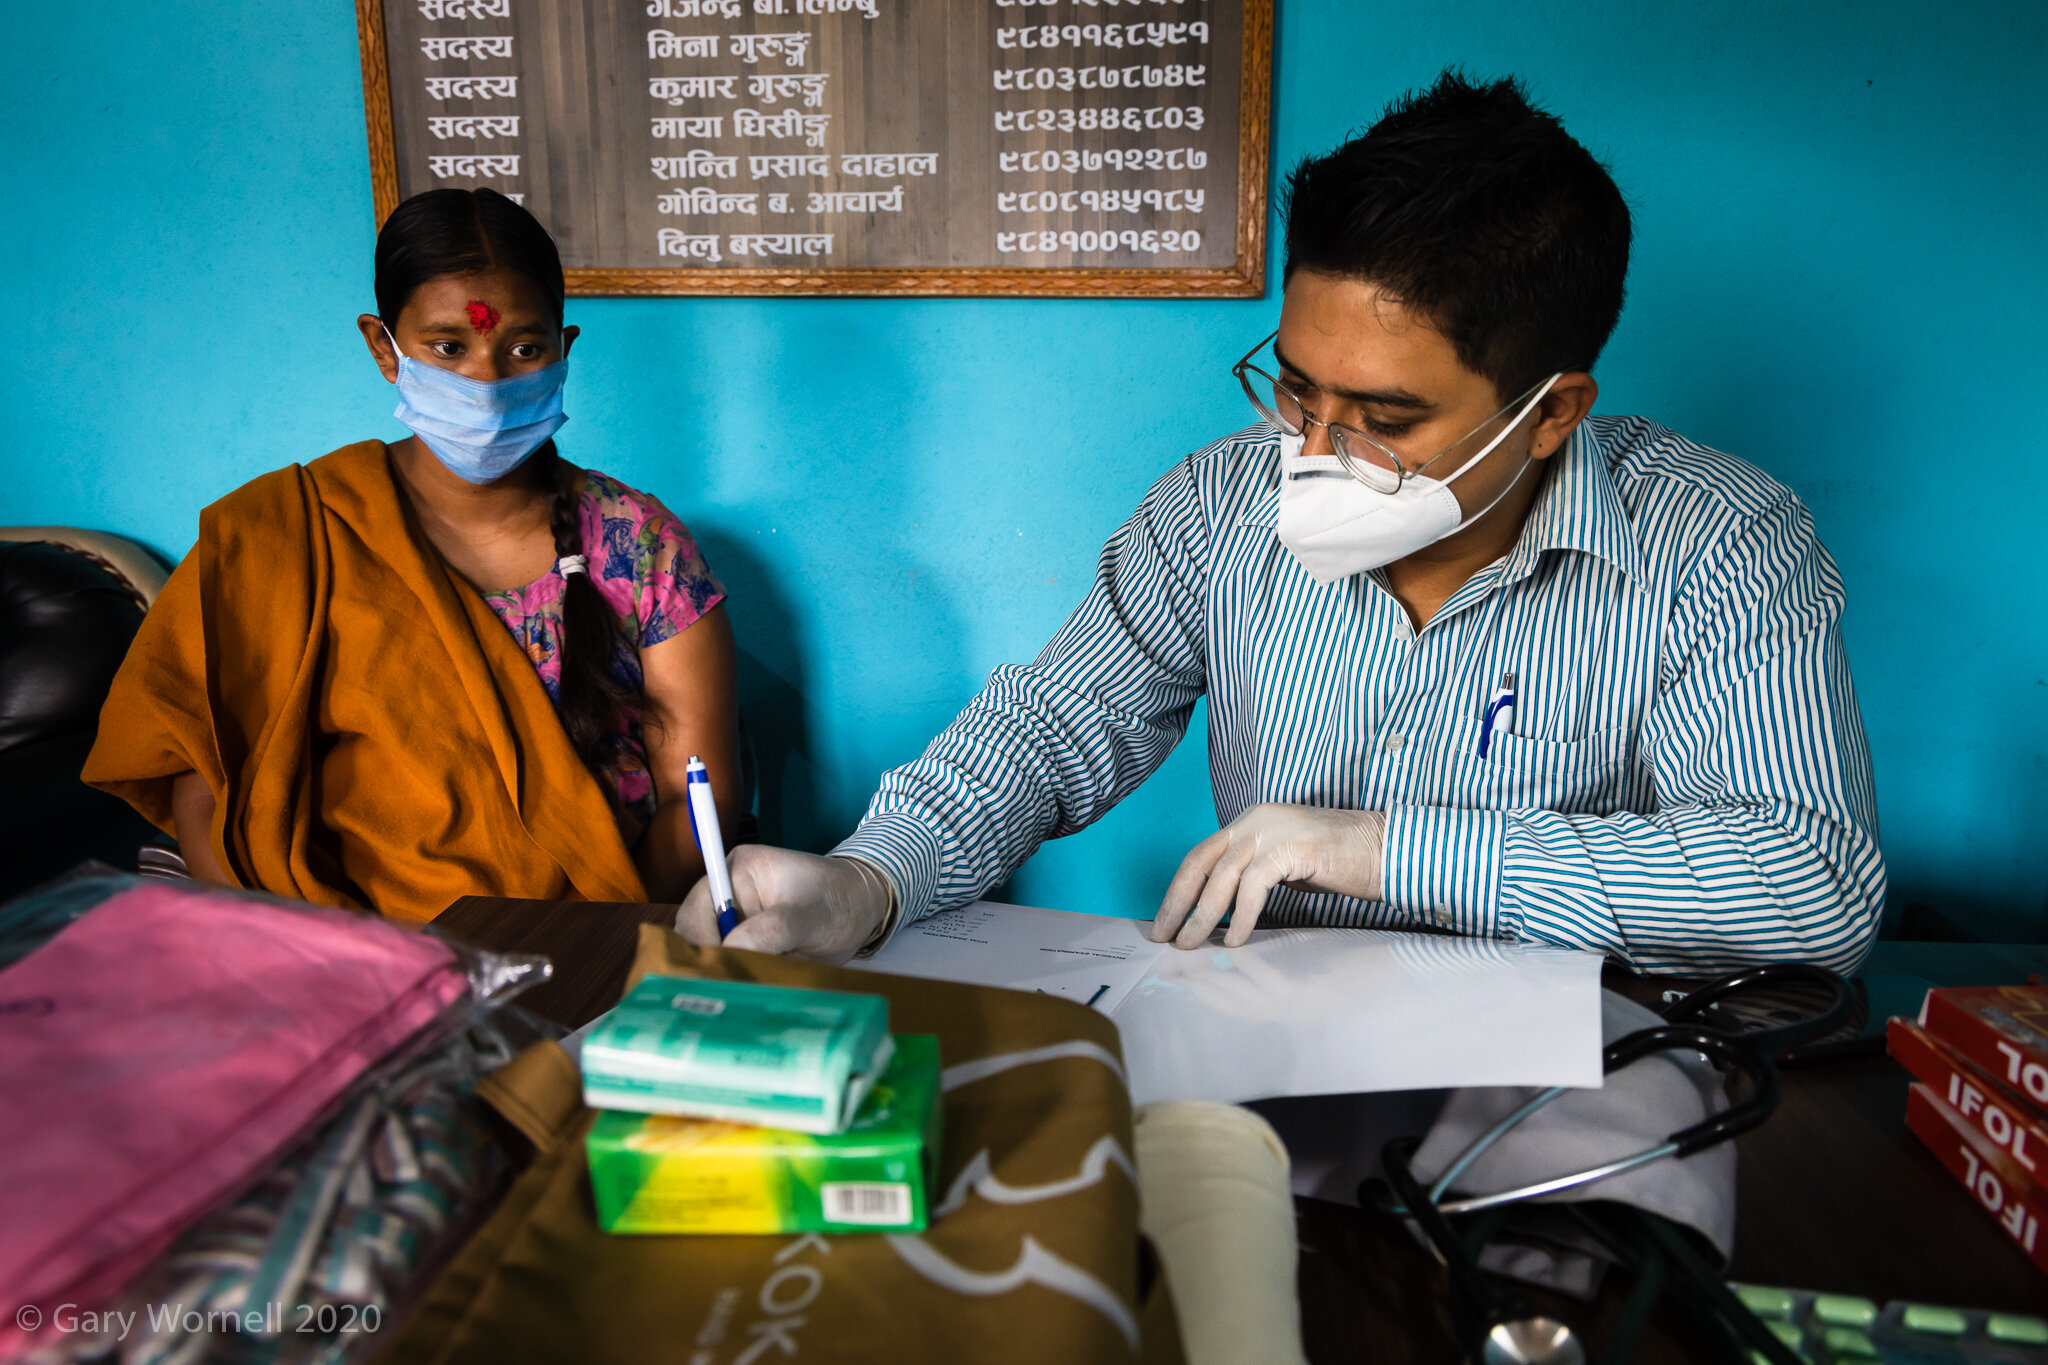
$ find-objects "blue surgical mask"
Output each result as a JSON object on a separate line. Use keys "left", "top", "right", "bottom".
{"left": 385, "top": 328, "right": 569, "bottom": 484}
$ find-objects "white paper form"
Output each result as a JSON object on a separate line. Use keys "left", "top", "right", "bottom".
{"left": 844, "top": 901, "right": 1168, "bottom": 1015}
{"left": 849, "top": 903, "right": 1605, "bottom": 1106}
{"left": 1114, "top": 927, "right": 1605, "bottom": 1106}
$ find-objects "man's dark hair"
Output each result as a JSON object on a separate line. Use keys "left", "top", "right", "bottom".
{"left": 1282, "top": 71, "right": 1631, "bottom": 399}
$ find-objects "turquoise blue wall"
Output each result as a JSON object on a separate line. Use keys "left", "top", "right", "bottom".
{"left": 6, "top": 4, "right": 2044, "bottom": 939}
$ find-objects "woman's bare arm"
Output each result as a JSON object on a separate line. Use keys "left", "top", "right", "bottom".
{"left": 170, "top": 771, "right": 233, "bottom": 885}
{"left": 632, "top": 604, "right": 741, "bottom": 903}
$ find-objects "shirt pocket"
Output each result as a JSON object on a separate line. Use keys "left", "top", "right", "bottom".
{"left": 1464, "top": 725, "right": 1630, "bottom": 815}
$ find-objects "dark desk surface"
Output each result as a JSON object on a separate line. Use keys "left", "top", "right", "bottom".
{"left": 438, "top": 897, "right": 2048, "bottom": 1362}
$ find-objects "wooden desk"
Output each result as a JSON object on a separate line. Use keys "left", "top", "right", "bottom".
{"left": 440, "top": 896, "right": 676, "bottom": 1031}
{"left": 438, "top": 897, "right": 2047, "bottom": 1361}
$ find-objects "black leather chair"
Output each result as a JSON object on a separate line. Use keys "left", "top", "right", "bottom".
{"left": 0, "top": 534, "right": 167, "bottom": 901}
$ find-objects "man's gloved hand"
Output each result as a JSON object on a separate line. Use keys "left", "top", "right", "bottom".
{"left": 676, "top": 846, "right": 894, "bottom": 965}
{"left": 1151, "top": 805, "right": 1387, "bottom": 949}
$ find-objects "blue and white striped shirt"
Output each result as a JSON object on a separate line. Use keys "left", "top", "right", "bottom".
{"left": 836, "top": 416, "right": 1886, "bottom": 973}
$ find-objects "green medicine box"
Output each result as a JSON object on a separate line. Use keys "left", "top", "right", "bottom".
{"left": 588, "top": 1034, "right": 942, "bottom": 1235}
{"left": 582, "top": 975, "right": 892, "bottom": 1135}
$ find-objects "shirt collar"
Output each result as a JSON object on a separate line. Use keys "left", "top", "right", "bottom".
{"left": 1236, "top": 428, "right": 1284, "bottom": 528}
{"left": 1502, "top": 420, "right": 1647, "bottom": 587}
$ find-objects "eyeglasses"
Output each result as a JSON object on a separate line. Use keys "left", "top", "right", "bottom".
{"left": 1233, "top": 331, "right": 1549, "bottom": 494}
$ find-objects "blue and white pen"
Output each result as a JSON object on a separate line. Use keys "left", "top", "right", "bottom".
{"left": 1476, "top": 672, "right": 1517, "bottom": 758}
{"left": 684, "top": 756, "right": 740, "bottom": 940}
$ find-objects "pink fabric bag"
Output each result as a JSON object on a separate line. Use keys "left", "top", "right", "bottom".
{"left": 0, "top": 882, "right": 467, "bottom": 1355}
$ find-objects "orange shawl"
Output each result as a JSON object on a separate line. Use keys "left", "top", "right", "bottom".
{"left": 83, "top": 441, "right": 647, "bottom": 920}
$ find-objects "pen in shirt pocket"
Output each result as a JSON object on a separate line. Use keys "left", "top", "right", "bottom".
{"left": 1476, "top": 672, "right": 1516, "bottom": 758}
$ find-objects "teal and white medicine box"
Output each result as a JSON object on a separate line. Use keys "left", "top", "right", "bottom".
{"left": 581, "top": 975, "right": 893, "bottom": 1136}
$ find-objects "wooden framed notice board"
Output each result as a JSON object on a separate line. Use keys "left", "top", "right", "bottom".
{"left": 356, "top": 0, "right": 1271, "bottom": 297}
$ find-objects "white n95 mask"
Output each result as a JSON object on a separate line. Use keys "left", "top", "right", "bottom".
{"left": 1274, "top": 374, "right": 1560, "bottom": 585}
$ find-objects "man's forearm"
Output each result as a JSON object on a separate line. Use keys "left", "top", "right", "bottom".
{"left": 1382, "top": 799, "right": 1886, "bottom": 973}
{"left": 835, "top": 463, "right": 1213, "bottom": 929}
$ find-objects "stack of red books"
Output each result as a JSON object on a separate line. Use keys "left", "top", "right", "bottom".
{"left": 1889, "top": 984, "right": 2048, "bottom": 1276}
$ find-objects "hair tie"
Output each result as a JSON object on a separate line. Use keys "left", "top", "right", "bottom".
{"left": 557, "top": 555, "right": 588, "bottom": 577}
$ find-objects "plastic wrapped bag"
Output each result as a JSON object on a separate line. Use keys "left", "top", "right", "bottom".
{"left": 0, "top": 873, "right": 548, "bottom": 1364}
{"left": 35, "top": 1015, "right": 537, "bottom": 1365}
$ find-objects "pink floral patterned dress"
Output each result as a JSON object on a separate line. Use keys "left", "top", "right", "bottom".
{"left": 479, "top": 469, "right": 725, "bottom": 842}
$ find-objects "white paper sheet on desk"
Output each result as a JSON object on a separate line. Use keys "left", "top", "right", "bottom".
{"left": 844, "top": 900, "right": 1167, "bottom": 1015}
{"left": 850, "top": 902, "right": 1605, "bottom": 1105}
{"left": 1114, "top": 926, "right": 1604, "bottom": 1106}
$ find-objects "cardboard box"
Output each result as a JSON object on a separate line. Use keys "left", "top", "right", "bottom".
{"left": 1904, "top": 1081, "right": 2046, "bottom": 1276}
{"left": 588, "top": 1034, "right": 941, "bottom": 1235}
{"left": 582, "top": 974, "right": 892, "bottom": 1135}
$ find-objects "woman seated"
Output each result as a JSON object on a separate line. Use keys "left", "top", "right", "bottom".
{"left": 86, "top": 188, "right": 739, "bottom": 918}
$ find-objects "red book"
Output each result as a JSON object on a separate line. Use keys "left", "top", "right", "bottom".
{"left": 1904, "top": 1082, "right": 2048, "bottom": 1276}
{"left": 1921, "top": 985, "right": 2048, "bottom": 1115}
{"left": 1889, "top": 1018, "right": 2048, "bottom": 1182}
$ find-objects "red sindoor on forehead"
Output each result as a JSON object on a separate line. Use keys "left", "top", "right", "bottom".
{"left": 466, "top": 300, "right": 501, "bottom": 335}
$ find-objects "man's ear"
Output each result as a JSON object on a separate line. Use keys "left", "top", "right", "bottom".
{"left": 1529, "top": 372, "right": 1598, "bottom": 460}
{"left": 358, "top": 314, "right": 400, "bottom": 383}
{"left": 561, "top": 323, "right": 580, "bottom": 359}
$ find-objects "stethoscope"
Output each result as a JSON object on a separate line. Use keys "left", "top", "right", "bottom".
{"left": 1364, "top": 963, "right": 1860, "bottom": 1365}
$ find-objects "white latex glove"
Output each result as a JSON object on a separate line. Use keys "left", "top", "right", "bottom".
{"left": 1151, "top": 804, "right": 1387, "bottom": 949}
{"left": 675, "top": 846, "right": 894, "bottom": 964}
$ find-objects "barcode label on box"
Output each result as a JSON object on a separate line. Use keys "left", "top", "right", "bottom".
{"left": 822, "top": 1182, "right": 912, "bottom": 1225}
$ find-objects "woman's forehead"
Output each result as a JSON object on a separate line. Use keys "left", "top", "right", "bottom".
{"left": 404, "top": 269, "right": 553, "bottom": 320}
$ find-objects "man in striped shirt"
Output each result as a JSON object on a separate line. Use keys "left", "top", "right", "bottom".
{"left": 682, "top": 72, "right": 1885, "bottom": 975}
